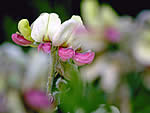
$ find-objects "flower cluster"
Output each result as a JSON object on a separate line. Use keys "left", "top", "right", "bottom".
{"left": 12, "top": 13, "right": 95, "bottom": 66}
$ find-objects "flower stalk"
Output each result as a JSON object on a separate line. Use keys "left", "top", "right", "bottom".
{"left": 47, "top": 46, "right": 57, "bottom": 94}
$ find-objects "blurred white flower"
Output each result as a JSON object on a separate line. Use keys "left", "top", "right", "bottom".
{"left": 0, "top": 43, "right": 27, "bottom": 89}
{"left": 81, "top": 52, "right": 131, "bottom": 93}
{"left": 23, "top": 49, "right": 49, "bottom": 89}
{"left": 136, "top": 10, "right": 150, "bottom": 28}
{"left": 77, "top": 0, "right": 121, "bottom": 52}
{"left": 133, "top": 30, "right": 150, "bottom": 65}
{"left": 0, "top": 42, "right": 26, "bottom": 64}
{"left": 92, "top": 104, "right": 120, "bottom": 113}
{"left": 7, "top": 91, "right": 26, "bottom": 113}
{"left": 81, "top": 0, "right": 118, "bottom": 28}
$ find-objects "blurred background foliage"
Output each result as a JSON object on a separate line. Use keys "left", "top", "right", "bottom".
{"left": 1, "top": 0, "right": 150, "bottom": 113}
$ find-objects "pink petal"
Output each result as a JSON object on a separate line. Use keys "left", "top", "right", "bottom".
{"left": 11, "top": 33, "right": 32, "bottom": 46}
{"left": 24, "top": 89, "right": 54, "bottom": 110}
{"left": 73, "top": 51, "right": 95, "bottom": 66}
{"left": 104, "top": 28, "right": 121, "bottom": 43}
{"left": 58, "top": 47, "right": 75, "bottom": 61}
{"left": 38, "top": 43, "right": 51, "bottom": 54}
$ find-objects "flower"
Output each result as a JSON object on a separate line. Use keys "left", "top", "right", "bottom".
{"left": 31, "top": 13, "right": 82, "bottom": 46}
{"left": 133, "top": 30, "right": 150, "bottom": 65}
{"left": 31, "top": 13, "right": 61, "bottom": 42}
{"left": 79, "top": 0, "right": 122, "bottom": 52}
{"left": 104, "top": 27, "right": 121, "bottom": 43}
{"left": 81, "top": 0, "right": 118, "bottom": 28}
{"left": 24, "top": 89, "right": 54, "bottom": 110}
{"left": 12, "top": 13, "right": 95, "bottom": 65}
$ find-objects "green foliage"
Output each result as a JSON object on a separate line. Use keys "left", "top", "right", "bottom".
{"left": 127, "top": 71, "right": 143, "bottom": 97}
{"left": 127, "top": 71, "right": 150, "bottom": 113}
{"left": 32, "top": 0, "right": 52, "bottom": 14}
{"left": 107, "top": 43, "right": 120, "bottom": 52}
{"left": 133, "top": 89, "right": 150, "bottom": 113}
{"left": 32, "top": 0, "right": 69, "bottom": 22}
{"left": 3, "top": 16, "right": 17, "bottom": 42}
{"left": 53, "top": 4, "right": 69, "bottom": 22}
{"left": 59, "top": 61, "right": 106, "bottom": 113}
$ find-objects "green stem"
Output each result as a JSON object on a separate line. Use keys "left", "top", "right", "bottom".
{"left": 47, "top": 47, "right": 57, "bottom": 94}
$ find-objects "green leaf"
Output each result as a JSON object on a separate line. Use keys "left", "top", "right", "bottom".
{"left": 59, "top": 61, "right": 106, "bottom": 113}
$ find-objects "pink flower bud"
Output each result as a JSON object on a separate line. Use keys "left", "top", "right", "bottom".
{"left": 73, "top": 51, "right": 95, "bottom": 66}
{"left": 38, "top": 43, "right": 51, "bottom": 54}
{"left": 11, "top": 33, "right": 32, "bottom": 46}
{"left": 24, "top": 89, "right": 54, "bottom": 110}
{"left": 104, "top": 28, "right": 120, "bottom": 43}
{"left": 58, "top": 47, "right": 75, "bottom": 61}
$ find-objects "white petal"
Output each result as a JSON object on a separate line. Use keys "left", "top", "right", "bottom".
{"left": 48, "top": 13, "right": 61, "bottom": 41}
{"left": 66, "top": 24, "right": 84, "bottom": 49}
{"left": 133, "top": 41, "right": 150, "bottom": 65}
{"left": 71, "top": 15, "right": 83, "bottom": 24}
{"left": 52, "top": 19, "right": 77, "bottom": 46}
{"left": 31, "top": 13, "right": 49, "bottom": 42}
{"left": 66, "top": 15, "right": 85, "bottom": 49}
{"left": 52, "top": 15, "right": 84, "bottom": 47}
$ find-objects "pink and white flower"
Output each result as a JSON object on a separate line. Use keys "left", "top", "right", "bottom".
{"left": 12, "top": 13, "right": 95, "bottom": 65}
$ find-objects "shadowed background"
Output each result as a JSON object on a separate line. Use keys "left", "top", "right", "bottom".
{"left": 0, "top": 0, "right": 150, "bottom": 44}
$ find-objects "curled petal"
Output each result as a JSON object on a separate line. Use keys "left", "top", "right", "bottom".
{"left": 18, "top": 19, "right": 33, "bottom": 41}
{"left": 24, "top": 89, "right": 54, "bottom": 110}
{"left": 58, "top": 47, "right": 75, "bottom": 61}
{"left": 38, "top": 43, "right": 51, "bottom": 54}
{"left": 12, "top": 33, "right": 32, "bottom": 46}
{"left": 73, "top": 51, "right": 95, "bottom": 66}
